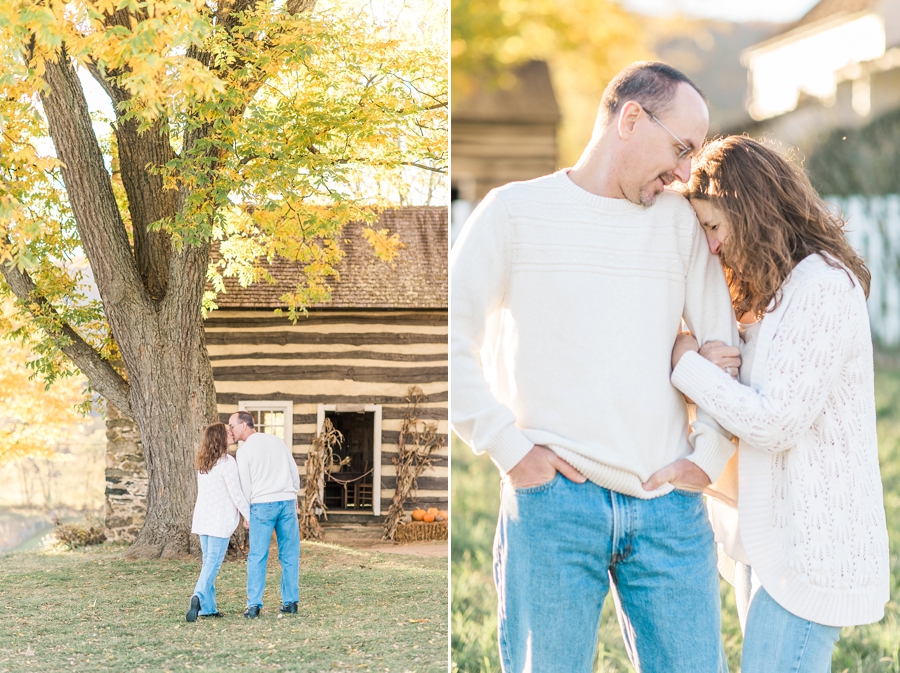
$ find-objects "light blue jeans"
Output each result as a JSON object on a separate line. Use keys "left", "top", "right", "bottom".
{"left": 193, "top": 535, "right": 230, "bottom": 615}
{"left": 247, "top": 499, "right": 300, "bottom": 608}
{"left": 494, "top": 475, "right": 727, "bottom": 673}
{"left": 735, "top": 564, "right": 841, "bottom": 672}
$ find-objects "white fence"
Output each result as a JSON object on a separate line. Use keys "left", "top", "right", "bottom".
{"left": 830, "top": 195, "right": 900, "bottom": 347}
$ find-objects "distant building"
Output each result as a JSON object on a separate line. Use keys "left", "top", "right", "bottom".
{"left": 450, "top": 60, "right": 561, "bottom": 244}
{"left": 741, "top": 0, "right": 900, "bottom": 145}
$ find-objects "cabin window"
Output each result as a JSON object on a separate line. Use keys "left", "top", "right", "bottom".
{"left": 316, "top": 404, "right": 383, "bottom": 516}
{"left": 238, "top": 400, "right": 294, "bottom": 452}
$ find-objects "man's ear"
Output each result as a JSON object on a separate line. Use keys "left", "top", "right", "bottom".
{"left": 617, "top": 101, "right": 642, "bottom": 141}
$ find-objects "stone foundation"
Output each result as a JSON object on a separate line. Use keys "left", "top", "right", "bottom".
{"left": 104, "top": 404, "right": 147, "bottom": 543}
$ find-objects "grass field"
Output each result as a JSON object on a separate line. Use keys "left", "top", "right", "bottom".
{"left": 451, "top": 367, "right": 900, "bottom": 673}
{"left": 0, "top": 540, "right": 447, "bottom": 672}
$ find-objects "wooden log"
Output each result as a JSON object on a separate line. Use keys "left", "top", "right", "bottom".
{"left": 211, "top": 364, "right": 447, "bottom": 383}
{"left": 215, "top": 391, "right": 448, "bottom": 405}
{"left": 209, "top": 350, "right": 445, "bottom": 362}
{"left": 205, "top": 331, "right": 447, "bottom": 346}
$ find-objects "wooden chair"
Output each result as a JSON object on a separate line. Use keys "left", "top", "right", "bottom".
{"left": 354, "top": 461, "right": 373, "bottom": 509}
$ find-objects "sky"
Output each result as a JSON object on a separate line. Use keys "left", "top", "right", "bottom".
{"left": 622, "top": 0, "right": 821, "bottom": 23}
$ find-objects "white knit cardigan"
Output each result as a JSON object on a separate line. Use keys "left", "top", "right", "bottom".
{"left": 672, "top": 253, "right": 890, "bottom": 627}
{"left": 191, "top": 454, "right": 251, "bottom": 539}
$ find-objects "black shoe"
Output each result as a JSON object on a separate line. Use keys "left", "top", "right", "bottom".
{"left": 185, "top": 595, "right": 200, "bottom": 623}
{"left": 243, "top": 605, "right": 261, "bottom": 619}
{"left": 199, "top": 612, "right": 223, "bottom": 618}
{"left": 279, "top": 602, "right": 298, "bottom": 614}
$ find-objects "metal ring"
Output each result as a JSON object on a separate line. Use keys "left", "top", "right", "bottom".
{"left": 725, "top": 366, "right": 732, "bottom": 376}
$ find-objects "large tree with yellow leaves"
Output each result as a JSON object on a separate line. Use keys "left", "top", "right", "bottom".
{"left": 0, "top": 0, "right": 446, "bottom": 558}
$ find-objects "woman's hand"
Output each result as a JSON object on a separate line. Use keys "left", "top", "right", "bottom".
{"left": 672, "top": 332, "right": 700, "bottom": 370}
{"left": 699, "top": 340, "right": 741, "bottom": 378}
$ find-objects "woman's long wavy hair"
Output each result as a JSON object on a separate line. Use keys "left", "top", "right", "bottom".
{"left": 678, "top": 136, "right": 870, "bottom": 318}
{"left": 196, "top": 423, "right": 229, "bottom": 474}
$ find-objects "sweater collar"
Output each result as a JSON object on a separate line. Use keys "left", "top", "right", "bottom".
{"left": 554, "top": 169, "right": 649, "bottom": 214}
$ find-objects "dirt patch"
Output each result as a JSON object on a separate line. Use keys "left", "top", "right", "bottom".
{"left": 322, "top": 537, "right": 448, "bottom": 558}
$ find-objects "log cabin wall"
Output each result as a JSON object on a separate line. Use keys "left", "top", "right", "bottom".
{"left": 451, "top": 60, "right": 561, "bottom": 203}
{"left": 206, "top": 308, "right": 448, "bottom": 512}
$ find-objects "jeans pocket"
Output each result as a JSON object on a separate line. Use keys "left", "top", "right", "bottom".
{"left": 673, "top": 488, "right": 704, "bottom": 498}
{"left": 511, "top": 473, "right": 561, "bottom": 495}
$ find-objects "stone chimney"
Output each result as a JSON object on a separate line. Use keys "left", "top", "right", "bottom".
{"left": 104, "top": 404, "right": 147, "bottom": 542}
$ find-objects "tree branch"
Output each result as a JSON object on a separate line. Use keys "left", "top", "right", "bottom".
{"left": 0, "top": 259, "right": 133, "bottom": 417}
{"left": 86, "top": 61, "right": 177, "bottom": 301}
{"left": 40, "top": 47, "right": 146, "bottom": 309}
{"left": 403, "top": 162, "right": 447, "bottom": 174}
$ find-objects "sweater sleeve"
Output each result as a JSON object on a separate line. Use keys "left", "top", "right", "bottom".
{"left": 673, "top": 271, "right": 855, "bottom": 453}
{"left": 449, "top": 191, "right": 535, "bottom": 474}
{"left": 286, "top": 445, "right": 300, "bottom": 494}
{"left": 236, "top": 446, "right": 252, "bottom": 504}
{"left": 223, "top": 456, "right": 251, "bottom": 521}
{"left": 680, "top": 212, "right": 740, "bottom": 481}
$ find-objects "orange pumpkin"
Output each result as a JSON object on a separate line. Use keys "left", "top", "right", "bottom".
{"left": 427, "top": 507, "right": 439, "bottom": 516}
{"left": 423, "top": 512, "right": 436, "bottom": 523}
{"left": 438, "top": 510, "right": 449, "bottom": 520}
{"left": 411, "top": 509, "right": 426, "bottom": 521}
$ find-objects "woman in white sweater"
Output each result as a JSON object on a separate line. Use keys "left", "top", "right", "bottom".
{"left": 185, "top": 423, "right": 250, "bottom": 622}
{"left": 669, "top": 136, "right": 890, "bottom": 671}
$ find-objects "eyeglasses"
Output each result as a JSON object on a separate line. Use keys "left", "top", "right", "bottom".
{"left": 644, "top": 107, "right": 695, "bottom": 161}
{"left": 228, "top": 422, "right": 244, "bottom": 431}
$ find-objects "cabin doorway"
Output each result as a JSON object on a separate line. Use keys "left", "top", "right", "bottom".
{"left": 316, "top": 404, "right": 383, "bottom": 515}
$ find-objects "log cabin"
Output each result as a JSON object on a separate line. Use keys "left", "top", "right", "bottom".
{"left": 104, "top": 206, "right": 448, "bottom": 541}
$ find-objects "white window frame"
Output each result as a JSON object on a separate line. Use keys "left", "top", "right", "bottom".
{"left": 316, "top": 404, "right": 382, "bottom": 516}
{"left": 238, "top": 400, "right": 294, "bottom": 453}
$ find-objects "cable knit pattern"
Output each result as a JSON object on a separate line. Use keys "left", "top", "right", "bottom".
{"left": 672, "top": 254, "right": 890, "bottom": 626}
{"left": 191, "top": 454, "right": 251, "bottom": 538}
{"left": 451, "top": 170, "right": 739, "bottom": 498}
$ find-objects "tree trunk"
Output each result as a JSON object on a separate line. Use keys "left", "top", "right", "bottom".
{"left": 122, "top": 247, "right": 219, "bottom": 559}
{"left": 37, "top": 49, "right": 219, "bottom": 559}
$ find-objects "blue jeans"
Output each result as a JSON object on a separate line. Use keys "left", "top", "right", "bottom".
{"left": 736, "top": 566, "right": 841, "bottom": 673}
{"left": 247, "top": 500, "right": 300, "bottom": 608}
{"left": 193, "top": 535, "right": 230, "bottom": 615}
{"left": 494, "top": 475, "right": 727, "bottom": 673}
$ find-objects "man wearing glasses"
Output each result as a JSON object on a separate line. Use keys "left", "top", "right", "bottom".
{"left": 451, "top": 62, "right": 738, "bottom": 671}
{"left": 229, "top": 410, "right": 301, "bottom": 619}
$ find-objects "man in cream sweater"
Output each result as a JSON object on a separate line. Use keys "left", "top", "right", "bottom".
{"left": 229, "top": 411, "right": 301, "bottom": 619}
{"left": 451, "top": 62, "right": 739, "bottom": 672}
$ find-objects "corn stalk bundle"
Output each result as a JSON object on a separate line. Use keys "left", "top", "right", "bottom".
{"left": 300, "top": 418, "right": 344, "bottom": 540}
{"left": 382, "top": 386, "right": 445, "bottom": 541}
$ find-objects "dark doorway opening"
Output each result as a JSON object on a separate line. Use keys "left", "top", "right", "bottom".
{"left": 323, "top": 411, "right": 374, "bottom": 511}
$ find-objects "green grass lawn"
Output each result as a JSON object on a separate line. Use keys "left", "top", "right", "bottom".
{"left": 0, "top": 541, "right": 447, "bottom": 672}
{"left": 451, "top": 367, "right": 900, "bottom": 673}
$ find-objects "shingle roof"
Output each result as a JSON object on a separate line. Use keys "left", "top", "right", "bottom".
{"left": 210, "top": 206, "right": 447, "bottom": 309}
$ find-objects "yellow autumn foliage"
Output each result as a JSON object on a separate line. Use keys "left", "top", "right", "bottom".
{"left": 0, "top": 303, "right": 87, "bottom": 465}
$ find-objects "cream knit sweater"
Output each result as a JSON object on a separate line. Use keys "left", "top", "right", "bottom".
{"left": 191, "top": 454, "right": 251, "bottom": 538}
{"left": 672, "top": 254, "right": 890, "bottom": 626}
{"left": 236, "top": 431, "right": 301, "bottom": 505}
{"left": 451, "top": 170, "right": 739, "bottom": 498}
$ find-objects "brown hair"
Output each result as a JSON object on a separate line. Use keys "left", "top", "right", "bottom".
{"left": 196, "top": 423, "right": 229, "bottom": 474}
{"left": 679, "top": 136, "right": 871, "bottom": 318}
{"left": 600, "top": 61, "right": 705, "bottom": 127}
